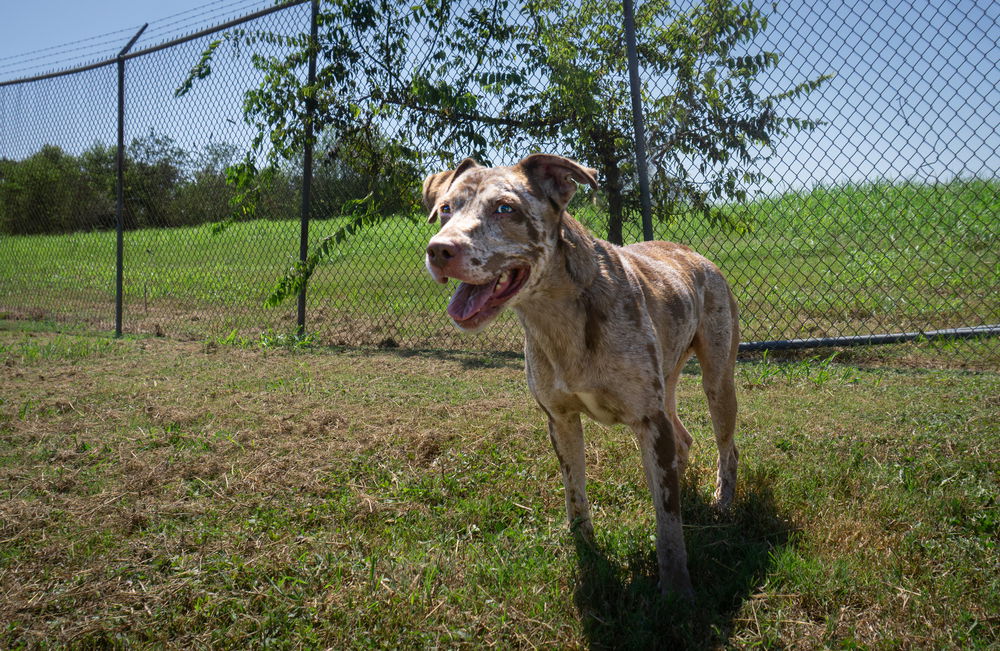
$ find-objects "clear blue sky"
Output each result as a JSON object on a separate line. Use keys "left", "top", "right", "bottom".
{"left": 0, "top": 0, "right": 275, "bottom": 80}
{"left": 1, "top": 0, "right": 997, "bottom": 191}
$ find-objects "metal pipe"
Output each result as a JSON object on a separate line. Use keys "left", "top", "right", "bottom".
{"left": 738, "top": 324, "right": 1000, "bottom": 353}
{"left": 297, "top": 0, "right": 319, "bottom": 335}
{"left": 622, "top": 0, "right": 654, "bottom": 242}
{"left": 115, "top": 23, "right": 147, "bottom": 338}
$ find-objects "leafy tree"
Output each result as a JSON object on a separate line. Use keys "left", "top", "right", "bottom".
{"left": 313, "top": 125, "right": 422, "bottom": 216}
{"left": 125, "top": 132, "right": 188, "bottom": 229}
{"left": 0, "top": 138, "right": 265, "bottom": 235}
{"left": 526, "top": 0, "right": 832, "bottom": 241}
{"left": 174, "top": 141, "right": 241, "bottom": 226}
{"left": 77, "top": 144, "right": 117, "bottom": 230}
{"left": 180, "top": 0, "right": 829, "bottom": 244}
{"left": 0, "top": 145, "right": 112, "bottom": 235}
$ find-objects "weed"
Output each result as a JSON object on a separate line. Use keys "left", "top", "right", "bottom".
{"left": 258, "top": 328, "right": 316, "bottom": 350}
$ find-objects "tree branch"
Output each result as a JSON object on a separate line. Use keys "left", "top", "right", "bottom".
{"left": 379, "top": 93, "right": 565, "bottom": 129}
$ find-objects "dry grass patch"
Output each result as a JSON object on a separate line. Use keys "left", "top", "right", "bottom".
{"left": 0, "top": 330, "right": 997, "bottom": 648}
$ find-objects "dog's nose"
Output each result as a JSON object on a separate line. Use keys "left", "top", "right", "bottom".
{"left": 427, "top": 241, "right": 459, "bottom": 269}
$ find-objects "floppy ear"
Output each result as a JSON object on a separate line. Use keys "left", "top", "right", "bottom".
{"left": 517, "top": 153, "right": 599, "bottom": 212}
{"left": 422, "top": 158, "right": 482, "bottom": 223}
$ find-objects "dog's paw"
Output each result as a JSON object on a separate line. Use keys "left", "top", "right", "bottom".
{"left": 713, "top": 485, "right": 736, "bottom": 511}
{"left": 569, "top": 516, "right": 595, "bottom": 545}
{"left": 660, "top": 571, "right": 695, "bottom": 603}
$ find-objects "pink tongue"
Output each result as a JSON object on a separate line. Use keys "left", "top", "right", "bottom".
{"left": 448, "top": 280, "right": 496, "bottom": 322}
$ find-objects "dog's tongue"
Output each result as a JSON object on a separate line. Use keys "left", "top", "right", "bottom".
{"left": 448, "top": 280, "right": 496, "bottom": 322}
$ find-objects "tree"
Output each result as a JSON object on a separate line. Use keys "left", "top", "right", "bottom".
{"left": 0, "top": 145, "right": 113, "bottom": 235}
{"left": 78, "top": 144, "right": 117, "bottom": 230}
{"left": 125, "top": 132, "right": 188, "bottom": 229}
{"left": 174, "top": 141, "right": 241, "bottom": 226}
{"left": 313, "top": 125, "right": 422, "bottom": 215}
{"left": 179, "top": 0, "right": 828, "bottom": 243}
{"left": 525, "top": 0, "right": 832, "bottom": 241}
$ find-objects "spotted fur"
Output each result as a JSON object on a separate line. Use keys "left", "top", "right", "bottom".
{"left": 424, "top": 153, "right": 740, "bottom": 600}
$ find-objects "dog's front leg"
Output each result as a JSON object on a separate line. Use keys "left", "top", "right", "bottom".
{"left": 546, "top": 410, "right": 594, "bottom": 540}
{"left": 633, "top": 411, "right": 695, "bottom": 600}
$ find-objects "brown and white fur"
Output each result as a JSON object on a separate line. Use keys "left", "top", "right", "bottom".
{"left": 424, "top": 153, "right": 739, "bottom": 599}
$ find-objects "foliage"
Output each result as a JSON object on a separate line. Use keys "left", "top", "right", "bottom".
{"left": 313, "top": 125, "right": 422, "bottom": 216}
{"left": 264, "top": 192, "right": 419, "bottom": 308}
{"left": 0, "top": 145, "right": 113, "bottom": 234}
{"left": 0, "top": 136, "right": 283, "bottom": 235}
{"left": 177, "top": 0, "right": 830, "bottom": 243}
{"left": 170, "top": 141, "right": 242, "bottom": 227}
{"left": 123, "top": 132, "right": 189, "bottom": 229}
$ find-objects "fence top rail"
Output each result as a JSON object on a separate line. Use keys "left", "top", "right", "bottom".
{"left": 0, "top": 0, "right": 308, "bottom": 88}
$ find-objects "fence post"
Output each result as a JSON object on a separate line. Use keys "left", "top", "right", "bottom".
{"left": 297, "top": 0, "right": 319, "bottom": 335}
{"left": 622, "top": 0, "right": 654, "bottom": 242}
{"left": 114, "top": 24, "right": 147, "bottom": 338}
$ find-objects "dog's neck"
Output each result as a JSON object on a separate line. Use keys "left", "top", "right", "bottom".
{"left": 554, "top": 214, "right": 601, "bottom": 287}
{"left": 513, "top": 212, "right": 618, "bottom": 358}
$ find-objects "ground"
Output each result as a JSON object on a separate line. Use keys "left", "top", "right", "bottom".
{"left": 0, "top": 328, "right": 997, "bottom": 648}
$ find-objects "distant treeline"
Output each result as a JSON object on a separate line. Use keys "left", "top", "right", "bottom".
{"left": 0, "top": 132, "right": 421, "bottom": 235}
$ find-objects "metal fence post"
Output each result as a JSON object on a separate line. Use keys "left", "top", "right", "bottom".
{"left": 297, "top": 0, "right": 319, "bottom": 335}
{"left": 622, "top": 0, "right": 654, "bottom": 242}
{"left": 114, "top": 24, "right": 147, "bottom": 338}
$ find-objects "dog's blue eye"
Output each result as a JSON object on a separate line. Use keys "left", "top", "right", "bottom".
{"left": 496, "top": 204, "right": 514, "bottom": 214}
{"left": 440, "top": 204, "right": 452, "bottom": 214}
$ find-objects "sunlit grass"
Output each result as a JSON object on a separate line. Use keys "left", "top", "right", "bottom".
{"left": 0, "top": 178, "right": 996, "bottom": 357}
{"left": 0, "top": 331, "right": 996, "bottom": 647}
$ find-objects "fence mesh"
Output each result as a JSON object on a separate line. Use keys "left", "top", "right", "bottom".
{"left": 1, "top": 0, "right": 997, "bottom": 366}
{"left": 1, "top": 64, "right": 118, "bottom": 330}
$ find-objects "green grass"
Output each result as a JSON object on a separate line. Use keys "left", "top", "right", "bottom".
{"left": 0, "top": 331, "right": 997, "bottom": 647}
{"left": 0, "top": 178, "right": 997, "bottom": 362}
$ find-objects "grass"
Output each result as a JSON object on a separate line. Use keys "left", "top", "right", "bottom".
{"left": 0, "top": 329, "right": 997, "bottom": 647}
{"left": 0, "top": 178, "right": 997, "bottom": 364}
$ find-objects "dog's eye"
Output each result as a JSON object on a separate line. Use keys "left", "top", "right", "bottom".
{"left": 439, "top": 204, "right": 452, "bottom": 214}
{"left": 496, "top": 204, "right": 514, "bottom": 214}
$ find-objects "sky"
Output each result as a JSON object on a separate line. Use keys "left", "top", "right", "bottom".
{"left": 0, "top": 0, "right": 997, "bottom": 192}
{"left": 0, "top": 0, "right": 277, "bottom": 80}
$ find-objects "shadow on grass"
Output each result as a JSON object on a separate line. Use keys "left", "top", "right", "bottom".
{"left": 377, "top": 345, "right": 526, "bottom": 370}
{"left": 572, "top": 466, "right": 795, "bottom": 649}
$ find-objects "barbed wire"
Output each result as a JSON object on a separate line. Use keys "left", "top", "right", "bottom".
{"left": 135, "top": 0, "right": 276, "bottom": 49}
{"left": 0, "top": 0, "right": 278, "bottom": 81}
{"left": 0, "top": 26, "right": 138, "bottom": 65}
{"left": 0, "top": 29, "right": 141, "bottom": 78}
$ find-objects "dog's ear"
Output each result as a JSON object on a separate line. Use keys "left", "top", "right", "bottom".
{"left": 422, "top": 158, "right": 481, "bottom": 223}
{"left": 517, "top": 153, "right": 599, "bottom": 212}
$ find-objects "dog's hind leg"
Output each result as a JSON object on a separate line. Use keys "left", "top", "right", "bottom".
{"left": 664, "top": 352, "right": 695, "bottom": 473}
{"left": 546, "top": 411, "right": 594, "bottom": 539}
{"left": 694, "top": 290, "right": 740, "bottom": 509}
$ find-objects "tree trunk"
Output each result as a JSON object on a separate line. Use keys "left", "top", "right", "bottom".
{"left": 603, "top": 158, "right": 624, "bottom": 245}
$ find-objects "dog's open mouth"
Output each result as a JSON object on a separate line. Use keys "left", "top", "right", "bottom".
{"left": 447, "top": 266, "right": 530, "bottom": 330}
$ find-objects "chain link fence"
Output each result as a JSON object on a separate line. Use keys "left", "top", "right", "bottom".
{"left": 1, "top": 0, "right": 997, "bottom": 366}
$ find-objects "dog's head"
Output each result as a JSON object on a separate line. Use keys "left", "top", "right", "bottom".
{"left": 424, "top": 153, "right": 599, "bottom": 331}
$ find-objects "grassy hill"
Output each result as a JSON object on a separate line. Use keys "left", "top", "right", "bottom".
{"left": 1, "top": 178, "right": 997, "bottom": 361}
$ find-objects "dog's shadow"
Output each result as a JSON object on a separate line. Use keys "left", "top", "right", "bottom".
{"left": 571, "top": 466, "right": 794, "bottom": 649}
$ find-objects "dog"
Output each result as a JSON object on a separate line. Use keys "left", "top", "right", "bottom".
{"left": 423, "top": 153, "right": 739, "bottom": 599}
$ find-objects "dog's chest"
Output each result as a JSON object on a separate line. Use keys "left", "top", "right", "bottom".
{"left": 526, "top": 345, "right": 636, "bottom": 427}
{"left": 574, "top": 391, "right": 621, "bottom": 426}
